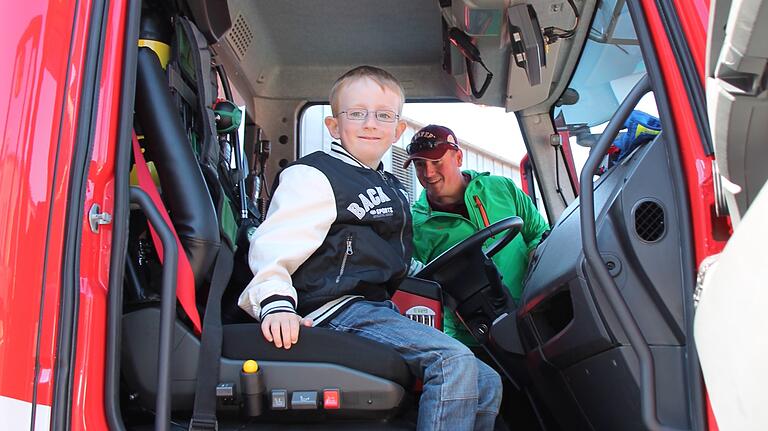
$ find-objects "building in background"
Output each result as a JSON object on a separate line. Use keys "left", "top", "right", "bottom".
{"left": 300, "top": 105, "right": 520, "bottom": 202}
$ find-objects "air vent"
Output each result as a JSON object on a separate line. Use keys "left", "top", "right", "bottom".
{"left": 634, "top": 200, "right": 665, "bottom": 242}
{"left": 226, "top": 14, "right": 253, "bottom": 60}
{"left": 391, "top": 146, "right": 416, "bottom": 202}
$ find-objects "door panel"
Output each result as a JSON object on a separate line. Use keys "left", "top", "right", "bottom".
{"left": 522, "top": 135, "right": 693, "bottom": 429}
{"left": 520, "top": 0, "right": 708, "bottom": 428}
{"left": 706, "top": 0, "right": 768, "bottom": 224}
{"left": 0, "top": 0, "right": 83, "bottom": 420}
{"left": 698, "top": 0, "right": 768, "bottom": 427}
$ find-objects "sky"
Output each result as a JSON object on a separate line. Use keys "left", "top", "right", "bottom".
{"left": 402, "top": 103, "right": 526, "bottom": 163}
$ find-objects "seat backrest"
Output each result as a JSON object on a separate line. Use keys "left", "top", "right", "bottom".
{"left": 135, "top": 20, "right": 221, "bottom": 285}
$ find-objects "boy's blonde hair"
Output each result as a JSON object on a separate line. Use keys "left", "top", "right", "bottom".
{"left": 329, "top": 66, "right": 405, "bottom": 116}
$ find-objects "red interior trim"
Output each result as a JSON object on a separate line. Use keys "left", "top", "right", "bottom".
{"left": 132, "top": 132, "right": 202, "bottom": 334}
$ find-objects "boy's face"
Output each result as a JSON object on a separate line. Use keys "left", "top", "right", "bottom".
{"left": 325, "top": 77, "right": 406, "bottom": 169}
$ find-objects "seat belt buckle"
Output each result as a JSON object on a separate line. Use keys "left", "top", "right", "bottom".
{"left": 188, "top": 417, "right": 218, "bottom": 431}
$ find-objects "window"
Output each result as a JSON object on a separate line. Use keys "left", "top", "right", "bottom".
{"left": 391, "top": 146, "right": 416, "bottom": 202}
{"left": 299, "top": 103, "right": 529, "bottom": 204}
{"left": 554, "top": 0, "right": 660, "bottom": 179}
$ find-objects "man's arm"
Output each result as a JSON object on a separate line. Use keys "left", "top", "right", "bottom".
{"left": 507, "top": 178, "right": 549, "bottom": 254}
{"left": 238, "top": 164, "right": 336, "bottom": 348}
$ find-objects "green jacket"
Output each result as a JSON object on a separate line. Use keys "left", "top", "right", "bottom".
{"left": 412, "top": 170, "right": 549, "bottom": 345}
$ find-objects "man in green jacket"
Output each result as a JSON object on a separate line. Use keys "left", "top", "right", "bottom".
{"left": 404, "top": 124, "right": 549, "bottom": 346}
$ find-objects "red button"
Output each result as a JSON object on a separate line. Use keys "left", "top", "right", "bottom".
{"left": 323, "top": 389, "right": 340, "bottom": 409}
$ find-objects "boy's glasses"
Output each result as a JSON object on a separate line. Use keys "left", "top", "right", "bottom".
{"left": 406, "top": 138, "right": 459, "bottom": 155}
{"left": 338, "top": 109, "right": 400, "bottom": 123}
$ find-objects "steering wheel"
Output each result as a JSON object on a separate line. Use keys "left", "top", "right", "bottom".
{"left": 417, "top": 216, "right": 524, "bottom": 279}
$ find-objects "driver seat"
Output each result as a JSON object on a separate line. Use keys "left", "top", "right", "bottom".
{"left": 122, "top": 307, "right": 413, "bottom": 416}
{"left": 122, "top": 44, "right": 437, "bottom": 421}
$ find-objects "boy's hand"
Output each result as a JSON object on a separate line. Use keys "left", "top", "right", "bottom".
{"left": 261, "top": 312, "right": 313, "bottom": 349}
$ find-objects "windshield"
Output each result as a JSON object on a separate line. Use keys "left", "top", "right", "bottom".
{"left": 554, "top": 0, "right": 659, "bottom": 177}
{"left": 554, "top": 0, "right": 645, "bottom": 127}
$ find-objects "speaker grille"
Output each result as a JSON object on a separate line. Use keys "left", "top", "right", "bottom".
{"left": 634, "top": 200, "right": 665, "bottom": 242}
{"left": 226, "top": 14, "right": 252, "bottom": 60}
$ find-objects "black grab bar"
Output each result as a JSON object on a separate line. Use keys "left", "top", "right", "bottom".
{"left": 129, "top": 187, "right": 178, "bottom": 431}
{"left": 578, "top": 75, "right": 682, "bottom": 431}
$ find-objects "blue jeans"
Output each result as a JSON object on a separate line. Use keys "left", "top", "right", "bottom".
{"left": 326, "top": 300, "right": 502, "bottom": 431}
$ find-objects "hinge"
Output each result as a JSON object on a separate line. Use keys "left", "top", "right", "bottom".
{"left": 712, "top": 160, "right": 729, "bottom": 217}
{"left": 694, "top": 253, "right": 720, "bottom": 308}
{"left": 88, "top": 204, "right": 112, "bottom": 233}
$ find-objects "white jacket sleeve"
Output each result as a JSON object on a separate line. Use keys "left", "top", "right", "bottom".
{"left": 237, "top": 165, "right": 336, "bottom": 320}
{"left": 408, "top": 258, "right": 425, "bottom": 276}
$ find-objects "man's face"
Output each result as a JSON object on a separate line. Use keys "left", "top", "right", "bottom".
{"left": 414, "top": 149, "right": 465, "bottom": 205}
{"left": 324, "top": 77, "right": 406, "bottom": 169}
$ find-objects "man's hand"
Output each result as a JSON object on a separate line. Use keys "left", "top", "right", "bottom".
{"left": 261, "top": 312, "right": 313, "bottom": 349}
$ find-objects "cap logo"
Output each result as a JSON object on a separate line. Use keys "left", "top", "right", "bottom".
{"left": 413, "top": 129, "right": 456, "bottom": 144}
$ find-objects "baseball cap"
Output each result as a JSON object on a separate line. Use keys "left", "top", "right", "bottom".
{"left": 403, "top": 124, "right": 460, "bottom": 168}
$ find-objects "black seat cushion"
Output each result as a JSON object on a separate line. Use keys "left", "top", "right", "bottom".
{"left": 222, "top": 324, "right": 413, "bottom": 389}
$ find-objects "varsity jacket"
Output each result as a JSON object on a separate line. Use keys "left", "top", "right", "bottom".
{"left": 238, "top": 142, "right": 413, "bottom": 325}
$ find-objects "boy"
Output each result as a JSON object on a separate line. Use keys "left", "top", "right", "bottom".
{"left": 238, "top": 66, "right": 502, "bottom": 430}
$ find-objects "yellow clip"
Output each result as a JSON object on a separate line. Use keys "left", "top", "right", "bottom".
{"left": 129, "top": 159, "right": 161, "bottom": 188}
{"left": 138, "top": 39, "right": 171, "bottom": 70}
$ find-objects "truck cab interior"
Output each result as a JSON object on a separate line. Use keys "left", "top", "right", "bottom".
{"left": 111, "top": 0, "right": 713, "bottom": 429}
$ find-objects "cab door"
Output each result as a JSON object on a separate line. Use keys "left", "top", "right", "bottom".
{"left": 516, "top": 0, "right": 725, "bottom": 428}
{"left": 0, "top": 0, "right": 121, "bottom": 429}
{"left": 695, "top": 0, "right": 768, "bottom": 428}
{"left": 0, "top": 0, "right": 88, "bottom": 427}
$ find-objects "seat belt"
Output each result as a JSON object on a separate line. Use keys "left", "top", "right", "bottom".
{"left": 175, "top": 16, "right": 218, "bottom": 169}
{"left": 188, "top": 140, "right": 240, "bottom": 431}
{"left": 189, "top": 167, "right": 238, "bottom": 430}
{"left": 189, "top": 244, "right": 233, "bottom": 431}
{"left": 132, "top": 132, "right": 202, "bottom": 334}
{"left": 189, "top": 243, "right": 233, "bottom": 431}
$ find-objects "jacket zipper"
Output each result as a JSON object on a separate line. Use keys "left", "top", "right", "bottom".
{"left": 336, "top": 234, "right": 354, "bottom": 283}
{"left": 473, "top": 195, "right": 491, "bottom": 228}
{"left": 416, "top": 173, "right": 486, "bottom": 226}
{"left": 378, "top": 170, "right": 409, "bottom": 277}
